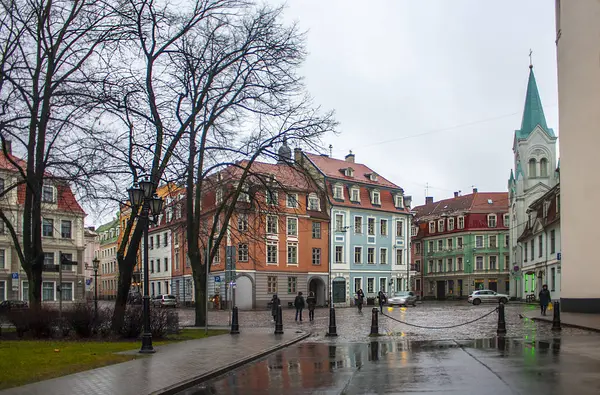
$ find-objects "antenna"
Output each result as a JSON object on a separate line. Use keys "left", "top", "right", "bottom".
{"left": 425, "top": 182, "right": 429, "bottom": 197}
{"left": 328, "top": 144, "right": 333, "bottom": 157}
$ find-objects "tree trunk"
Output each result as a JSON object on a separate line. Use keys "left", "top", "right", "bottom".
{"left": 193, "top": 265, "right": 207, "bottom": 327}
{"left": 112, "top": 254, "right": 135, "bottom": 331}
{"left": 24, "top": 257, "right": 43, "bottom": 310}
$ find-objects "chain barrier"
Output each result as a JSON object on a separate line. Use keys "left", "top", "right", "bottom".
{"left": 381, "top": 307, "right": 499, "bottom": 330}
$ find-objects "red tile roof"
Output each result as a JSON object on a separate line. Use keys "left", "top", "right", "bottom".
{"left": 413, "top": 192, "right": 508, "bottom": 220}
{"left": 518, "top": 184, "right": 560, "bottom": 241}
{"left": 305, "top": 153, "right": 400, "bottom": 189}
{"left": 2, "top": 152, "right": 85, "bottom": 215}
{"left": 217, "top": 160, "right": 316, "bottom": 191}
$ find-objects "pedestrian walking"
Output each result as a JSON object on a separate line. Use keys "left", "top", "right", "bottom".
{"left": 356, "top": 288, "right": 365, "bottom": 312}
{"left": 294, "top": 291, "right": 305, "bottom": 321}
{"left": 271, "top": 294, "right": 281, "bottom": 322}
{"left": 306, "top": 291, "right": 317, "bottom": 322}
{"left": 539, "top": 284, "right": 551, "bottom": 316}
{"left": 378, "top": 290, "right": 387, "bottom": 313}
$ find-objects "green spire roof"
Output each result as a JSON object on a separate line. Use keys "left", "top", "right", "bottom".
{"left": 516, "top": 66, "right": 555, "bottom": 139}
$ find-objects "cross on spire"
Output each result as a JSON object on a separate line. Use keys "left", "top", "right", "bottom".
{"left": 529, "top": 49, "right": 533, "bottom": 69}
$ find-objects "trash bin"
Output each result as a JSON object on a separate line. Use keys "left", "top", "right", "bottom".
{"left": 367, "top": 297, "right": 375, "bottom": 306}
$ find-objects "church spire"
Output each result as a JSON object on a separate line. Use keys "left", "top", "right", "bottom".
{"left": 517, "top": 63, "right": 552, "bottom": 139}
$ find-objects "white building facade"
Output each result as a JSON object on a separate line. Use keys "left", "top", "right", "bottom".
{"left": 148, "top": 226, "right": 172, "bottom": 297}
{"left": 507, "top": 65, "right": 559, "bottom": 300}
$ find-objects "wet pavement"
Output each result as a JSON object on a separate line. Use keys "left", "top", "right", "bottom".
{"left": 178, "top": 335, "right": 600, "bottom": 395}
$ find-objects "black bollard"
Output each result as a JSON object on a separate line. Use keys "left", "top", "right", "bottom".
{"left": 274, "top": 305, "right": 284, "bottom": 335}
{"left": 552, "top": 301, "right": 562, "bottom": 331}
{"left": 230, "top": 306, "right": 240, "bottom": 335}
{"left": 326, "top": 306, "right": 338, "bottom": 337}
{"left": 497, "top": 302, "right": 507, "bottom": 335}
{"left": 370, "top": 308, "right": 379, "bottom": 335}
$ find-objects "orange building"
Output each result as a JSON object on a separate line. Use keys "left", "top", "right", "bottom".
{"left": 202, "top": 145, "right": 330, "bottom": 309}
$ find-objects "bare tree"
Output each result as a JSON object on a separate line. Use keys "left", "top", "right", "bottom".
{"left": 0, "top": 0, "right": 123, "bottom": 308}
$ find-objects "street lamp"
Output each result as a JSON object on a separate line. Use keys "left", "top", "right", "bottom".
{"left": 92, "top": 257, "right": 100, "bottom": 319}
{"left": 127, "top": 177, "right": 164, "bottom": 354}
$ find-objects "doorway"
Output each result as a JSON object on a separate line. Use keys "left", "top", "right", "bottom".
{"left": 308, "top": 277, "right": 326, "bottom": 306}
{"left": 436, "top": 281, "right": 446, "bottom": 300}
{"left": 458, "top": 279, "right": 463, "bottom": 297}
{"left": 332, "top": 278, "right": 346, "bottom": 304}
{"left": 489, "top": 279, "right": 498, "bottom": 292}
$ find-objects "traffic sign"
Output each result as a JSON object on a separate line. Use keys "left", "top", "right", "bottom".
{"left": 557, "top": 253, "right": 561, "bottom": 260}
{"left": 11, "top": 272, "right": 18, "bottom": 280}
{"left": 11, "top": 273, "right": 19, "bottom": 291}
{"left": 214, "top": 275, "right": 221, "bottom": 283}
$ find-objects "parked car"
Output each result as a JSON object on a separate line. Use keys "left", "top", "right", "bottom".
{"left": 468, "top": 290, "right": 509, "bottom": 305}
{"left": 0, "top": 300, "right": 28, "bottom": 318}
{"left": 387, "top": 291, "right": 417, "bottom": 307}
{"left": 152, "top": 294, "right": 178, "bottom": 308}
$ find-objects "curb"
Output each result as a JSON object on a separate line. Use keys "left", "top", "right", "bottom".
{"left": 152, "top": 331, "right": 311, "bottom": 395}
{"left": 528, "top": 316, "right": 600, "bottom": 333}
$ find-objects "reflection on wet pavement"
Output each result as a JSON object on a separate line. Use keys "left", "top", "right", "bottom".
{"left": 179, "top": 335, "right": 600, "bottom": 395}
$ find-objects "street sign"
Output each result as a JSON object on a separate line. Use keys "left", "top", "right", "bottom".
{"left": 557, "top": 253, "right": 561, "bottom": 260}
{"left": 214, "top": 275, "right": 221, "bottom": 283}
{"left": 11, "top": 272, "right": 18, "bottom": 280}
{"left": 11, "top": 272, "right": 18, "bottom": 291}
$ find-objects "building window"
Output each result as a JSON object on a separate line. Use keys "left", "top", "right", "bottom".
{"left": 438, "top": 220, "right": 445, "bottom": 232}
{"left": 550, "top": 230, "right": 556, "bottom": 253}
{"left": 354, "top": 278, "right": 362, "bottom": 293}
{"left": 354, "top": 216, "right": 363, "bottom": 234}
{"left": 415, "top": 260, "right": 421, "bottom": 272}
{"left": 488, "top": 215, "right": 497, "bottom": 228}
{"left": 458, "top": 217, "right": 465, "bottom": 229}
{"left": 476, "top": 256, "right": 484, "bottom": 270}
{"left": 61, "top": 282, "right": 73, "bottom": 301}
{"left": 380, "top": 248, "right": 387, "bottom": 264}
{"left": 540, "top": 158, "right": 548, "bottom": 177}
{"left": 351, "top": 188, "right": 360, "bottom": 202}
{"left": 312, "top": 222, "right": 321, "bottom": 239}
{"left": 411, "top": 226, "right": 417, "bottom": 237}
{"left": 447, "top": 238, "right": 453, "bottom": 249}
{"left": 367, "top": 278, "right": 374, "bottom": 293}
{"left": 42, "top": 185, "right": 54, "bottom": 203}
{"left": 371, "top": 191, "right": 381, "bottom": 205}
{"left": 175, "top": 250, "right": 180, "bottom": 270}
{"left": 335, "top": 246, "right": 343, "bottom": 264}
{"left": 150, "top": 260, "right": 154, "bottom": 273}
{"left": 286, "top": 193, "right": 298, "bottom": 208}
{"left": 150, "top": 236, "right": 154, "bottom": 249}
{"left": 503, "top": 214, "right": 509, "bottom": 227}
{"left": 437, "top": 240, "right": 443, "bottom": 251}
{"left": 379, "top": 278, "right": 386, "bottom": 293}
{"left": 287, "top": 217, "right": 298, "bottom": 236}
{"left": 42, "top": 281, "right": 55, "bottom": 301}
{"left": 551, "top": 267, "right": 556, "bottom": 291}
{"left": 531, "top": 241, "right": 534, "bottom": 261}
{"left": 61, "top": 220, "right": 72, "bottom": 238}
{"left": 490, "top": 235, "right": 497, "bottom": 248}
{"left": 287, "top": 277, "right": 297, "bottom": 293}
{"left": 367, "top": 248, "right": 375, "bottom": 264}
{"left": 335, "top": 214, "right": 344, "bottom": 232}
{"left": 380, "top": 219, "right": 388, "bottom": 236}
{"left": 267, "top": 276, "right": 277, "bottom": 294}
{"left": 395, "top": 194, "right": 404, "bottom": 208}
{"left": 238, "top": 214, "right": 248, "bottom": 232}
{"left": 428, "top": 260, "right": 433, "bottom": 273}
{"left": 44, "top": 252, "right": 54, "bottom": 266}
{"left": 0, "top": 281, "right": 5, "bottom": 302}
{"left": 524, "top": 242, "right": 528, "bottom": 262}
{"left": 429, "top": 222, "right": 435, "bottom": 233}
{"left": 215, "top": 188, "right": 223, "bottom": 204}
{"left": 529, "top": 158, "right": 537, "bottom": 177}
{"left": 308, "top": 193, "right": 320, "bottom": 211}
{"left": 0, "top": 249, "right": 4, "bottom": 269}
{"left": 265, "top": 242, "right": 278, "bottom": 265}
{"left": 396, "top": 249, "right": 403, "bottom": 265}
{"left": 396, "top": 221, "right": 403, "bottom": 237}
{"left": 42, "top": 218, "right": 54, "bottom": 237}
{"left": 504, "top": 255, "right": 509, "bottom": 270}
{"left": 238, "top": 243, "right": 249, "bottom": 262}
{"left": 354, "top": 247, "right": 362, "bottom": 264}
{"left": 447, "top": 218, "right": 455, "bottom": 231}
{"left": 163, "top": 258, "right": 168, "bottom": 271}
{"left": 266, "top": 215, "right": 278, "bottom": 234}
{"left": 489, "top": 256, "right": 497, "bottom": 270}
{"left": 447, "top": 258, "right": 453, "bottom": 272}
{"left": 287, "top": 242, "right": 298, "bottom": 264}
{"left": 415, "top": 243, "right": 421, "bottom": 254}
{"left": 428, "top": 241, "right": 434, "bottom": 252}
{"left": 437, "top": 260, "right": 443, "bottom": 272}
{"left": 504, "top": 235, "right": 510, "bottom": 247}
{"left": 368, "top": 218, "right": 375, "bottom": 236}
{"left": 475, "top": 236, "right": 483, "bottom": 248}
{"left": 457, "top": 257, "right": 463, "bottom": 271}
{"left": 266, "top": 190, "right": 278, "bottom": 205}
{"left": 164, "top": 233, "right": 168, "bottom": 247}
{"left": 22, "top": 281, "right": 29, "bottom": 302}
{"left": 538, "top": 235, "right": 543, "bottom": 257}
{"left": 333, "top": 185, "right": 343, "bottom": 200}
{"left": 312, "top": 248, "right": 321, "bottom": 265}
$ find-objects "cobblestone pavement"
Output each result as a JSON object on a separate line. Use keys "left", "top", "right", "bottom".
{"left": 180, "top": 301, "right": 596, "bottom": 342}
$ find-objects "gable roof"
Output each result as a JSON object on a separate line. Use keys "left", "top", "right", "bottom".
{"left": 305, "top": 153, "right": 400, "bottom": 189}
{"left": 413, "top": 192, "right": 508, "bottom": 220}
{"left": 217, "top": 160, "right": 316, "bottom": 191}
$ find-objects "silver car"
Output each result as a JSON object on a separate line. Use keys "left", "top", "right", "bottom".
{"left": 468, "top": 290, "right": 509, "bottom": 305}
{"left": 152, "top": 294, "right": 178, "bottom": 308}
{"left": 387, "top": 291, "right": 417, "bottom": 307}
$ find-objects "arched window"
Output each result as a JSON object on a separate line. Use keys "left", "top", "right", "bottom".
{"left": 528, "top": 159, "right": 536, "bottom": 178}
{"left": 540, "top": 158, "right": 548, "bottom": 177}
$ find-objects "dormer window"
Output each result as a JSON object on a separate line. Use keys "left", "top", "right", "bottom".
{"left": 488, "top": 214, "right": 497, "bottom": 228}
{"left": 368, "top": 173, "right": 378, "bottom": 182}
{"left": 371, "top": 190, "right": 381, "bottom": 205}
{"left": 350, "top": 187, "right": 360, "bottom": 202}
{"left": 239, "top": 182, "right": 250, "bottom": 202}
{"left": 215, "top": 188, "right": 223, "bottom": 204}
{"left": 308, "top": 193, "right": 320, "bottom": 211}
{"left": 411, "top": 226, "right": 417, "bottom": 237}
{"left": 266, "top": 190, "right": 278, "bottom": 205}
{"left": 429, "top": 222, "right": 435, "bottom": 233}
{"left": 344, "top": 168, "right": 354, "bottom": 177}
{"left": 543, "top": 201, "right": 550, "bottom": 218}
{"left": 503, "top": 214, "right": 509, "bottom": 227}
{"left": 438, "top": 219, "right": 445, "bottom": 232}
{"left": 333, "top": 184, "right": 344, "bottom": 200}
{"left": 42, "top": 185, "right": 55, "bottom": 203}
{"left": 395, "top": 194, "right": 404, "bottom": 208}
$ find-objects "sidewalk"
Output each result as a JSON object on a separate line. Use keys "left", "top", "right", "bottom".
{"left": 521, "top": 309, "right": 600, "bottom": 332}
{"left": 0, "top": 328, "right": 309, "bottom": 395}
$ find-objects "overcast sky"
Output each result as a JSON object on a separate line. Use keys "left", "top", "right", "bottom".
{"left": 271, "top": 0, "right": 558, "bottom": 207}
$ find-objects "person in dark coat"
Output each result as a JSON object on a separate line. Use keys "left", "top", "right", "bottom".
{"left": 306, "top": 292, "right": 317, "bottom": 322}
{"left": 271, "top": 294, "right": 281, "bottom": 322}
{"left": 378, "top": 290, "right": 387, "bottom": 313}
{"left": 294, "top": 291, "right": 306, "bottom": 321}
{"left": 539, "top": 284, "right": 551, "bottom": 316}
{"left": 356, "top": 289, "right": 365, "bottom": 312}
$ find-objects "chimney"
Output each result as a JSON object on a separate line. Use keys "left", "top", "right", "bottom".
{"left": 345, "top": 150, "right": 355, "bottom": 163}
{"left": 454, "top": 191, "right": 459, "bottom": 198}
{"left": 404, "top": 195, "right": 412, "bottom": 209}
{"left": 87, "top": 226, "right": 96, "bottom": 231}
{"left": 472, "top": 187, "right": 478, "bottom": 193}
{"left": 425, "top": 196, "right": 433, "bottom": 205}
{"left": 294, "top": 148, "right": 303, "bottom": 164}
{"left": 3, "top": 140, "right": 11, "bottom": 155}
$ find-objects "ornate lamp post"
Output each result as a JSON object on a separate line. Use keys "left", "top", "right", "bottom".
{"left": 92, "top": 257, "right": 100, "bottom": 319}
{"left": 128, "top": 178, "right": 164, "bottom": 354}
